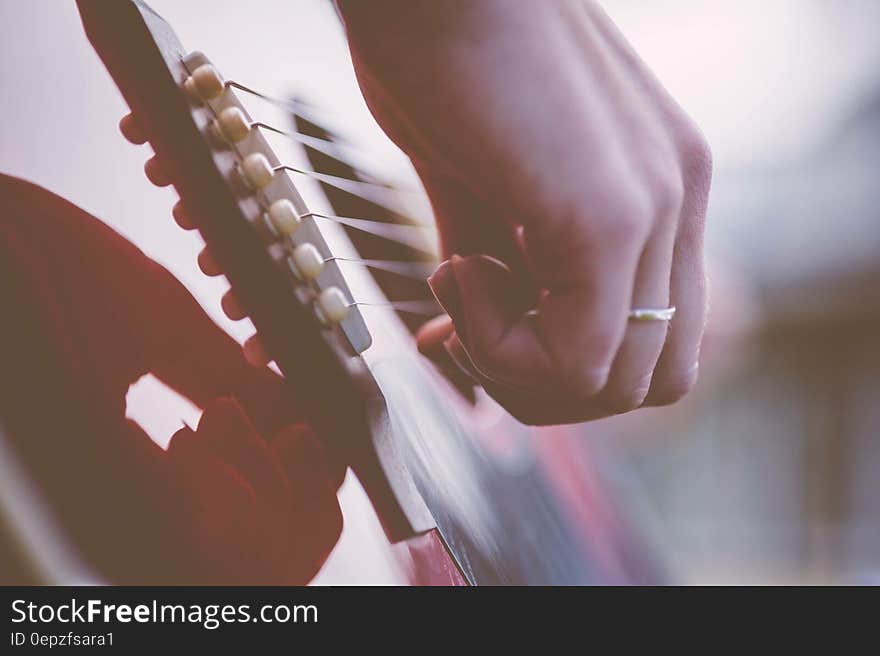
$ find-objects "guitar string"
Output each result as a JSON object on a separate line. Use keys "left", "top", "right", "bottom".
{"left": 225, "top": 81, "right": 350, "bottom": 140}
{"left": 229, "top": 78, "right": 422, "bottom": 188}
{"left": 224, "top": 79, "right": 435, "bottom": 225}
{"left": 300, "top": 212, "right": 437, "bottom": 254}
{"left": 251, "top": 121, "right": 421, "bottom": 194}
{"left": 223, "top": 112, "right": 436, "bottom": 250}
{"left": 350, "top": 300, "right": 440, "bottom": 316}
{"left": 226, "top": 79, "right": 443, "bottom": 301}
{"left": 250, "top": 121, "right": 369, "bottom": 167}
{"left": 324, "top": 256, "right": 436, "bottom": 280}
{"left": 274, "top": 165, "right": 430, "bottom": 227}
{"left": 274, "top": 164, "right": 415, "bottom": 199}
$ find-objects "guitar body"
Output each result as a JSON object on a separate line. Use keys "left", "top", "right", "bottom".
{"left": 0, "top": 0, "right": 660, "bottom": 585}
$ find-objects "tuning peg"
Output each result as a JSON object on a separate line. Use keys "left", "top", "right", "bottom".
{"left": 188, "top": 64, "right": 224, "bottom": 100}
{"left": 221, "top": 290, "right": 246, "bottom": 320}
{"left": 266, "top": 199, "right": 300, "bottom": 237}
{"left": 171, "top": 201, "right": 196, "bottom": 230}
{"left": 144, "top": 156, "right": 171, "bottom": 187}
{"left": 289, "top": 243, "right": 324, "bottom": 281}
{"left": 316, "top": 287, "right": 349, "bottom": 325}
{"left": 197, "top": 248, "right": 222, "bottom": 276}
{"left": 240, "top": 153, "right": 274, "bottom": 190}
{"left": 243, "top": 334, "right": 270, "bottom": 367}
{"left": 213, "top": 107, "right": 251, "bottom": 144}
{"left": 119, "top": 113, "right": 147, "bottom": 144}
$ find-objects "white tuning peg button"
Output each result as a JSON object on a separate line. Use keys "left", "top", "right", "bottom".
{"left": 189, "top": 64, "right": 224, "bottom": 100}
{"left": 240, "top": 153, "right": 274, "bottom": 190}
{"left": 316, "top": 287, "right": 349, "bottom": 325}
{"left": 214, "top": 107, "right": 250, "bottom": 144}
{"left": 183, "top": 76, "right": 202, "bottom": 105}
{"left": 290, "top": 243, "right": 324, "bottom": 280}
{"left": 266, "top": 199, "right": 300, "bottom": 237}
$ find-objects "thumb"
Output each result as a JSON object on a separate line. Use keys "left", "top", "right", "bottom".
{"left": 431, "top": 254, "right": 549, "bottom": 387}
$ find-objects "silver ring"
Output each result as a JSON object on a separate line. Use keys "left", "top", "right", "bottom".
{"left": 629, "top": 306, "right": 676, "bottom": 321}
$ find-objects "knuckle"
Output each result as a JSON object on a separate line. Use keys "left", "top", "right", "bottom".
{"left": 598, "top": 191, "right": 651, "bottom": 244}
{"left": 605, "top": 387, "right": 650, "bottom": 415}
{"left": 531, "top": 178, "right": 651, "bottom": 260}
{"left": 651, "top": 368, "right": 699, "bottom": 405}
{"left": 603, "top": 376, "right": 653, "bottom": 415}
{"left": 679, "top": 123, "right": 713, "bottom": 185}
{"left": 558, "top": 358, "right": 611, "bottom": 397}
{"left": 571, "top": 203, "right": 649, "bottom": 259}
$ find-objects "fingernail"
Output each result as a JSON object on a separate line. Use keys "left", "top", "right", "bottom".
{"left": 578, "top": 366, "right": 611, "bottom": 395}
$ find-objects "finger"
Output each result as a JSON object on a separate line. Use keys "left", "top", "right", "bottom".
{"left": 416, "top": 313, "right": 454, "bottom": 360}
{"left": 171, "top": 421, "right": 341, "bottom": 586}
{"left": 271, "top": 423, "right": 344, "bottom": 581}
{"left": 289, "top": 492, "right": 344, "bottom": 574}
{"left": 167, "top": 426, "right": 276, "bottom": 584}
{"left": 418, "top": 170, "right": 528, "bottom": 269}
{"left": 442, "top": 334, "right": 612, "bottom": 425}
{"left": 598, "top": 184, "right": 681, "bottom": 413}
{"left": 420, "top": 168, "right": 645, "bottom": 402}
{"left": 445, "top": 229, "right": 642, "bottom": 394}
{"left": 167, "top": 426, "right": 257, "bottom": 527}
{"left": 477, "top": 380, "right": 609, "bottom": 426}
{"left": 589, "top": 2, "right": 714, "bottom": 407}
{"left": 194, "top": 397, "right": 289, "bottom": 504}
{"left": 442, "top": 332, "right": 481, "bottom": 382}
{"left": 284, "top": 491, "right": 344, "bottom": 584}
{"left": 643, "top": 220, "right": 707, "bottom": 406}
{"left": 148, "top": 274, "right": 299, "bottom": 434}
{"left": 520, "top": 191, "right": 648, "bottom": 393}
{"left": 416, "top": 314, "right": 478, "bottom": 396}
{"left": 429, "top": 253, "right": 537, "bottom": 386}
{"left": 272, "top": 423, "right": 342, "bottom": 503}
{"left": 419, "top": 170, "right": 534, "bottom": 390}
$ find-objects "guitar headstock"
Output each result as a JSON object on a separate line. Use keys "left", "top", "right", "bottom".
{"left": 77, "top": 0, "right": 435, "bottom": 541}
{"left": 180, "top": 51, "right": 377, "bottom": 349}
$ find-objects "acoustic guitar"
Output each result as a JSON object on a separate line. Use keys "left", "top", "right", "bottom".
{"left": 0, "top": 0, "right": 662, "bottom": 585}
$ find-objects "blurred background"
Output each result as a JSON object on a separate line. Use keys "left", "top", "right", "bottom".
{"left": 1, "top": 0, "right": 878, "bottom": 584}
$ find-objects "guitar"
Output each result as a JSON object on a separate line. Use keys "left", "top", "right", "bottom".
{"left": 1, "top": 0, "right": 660, "bottom": 585}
